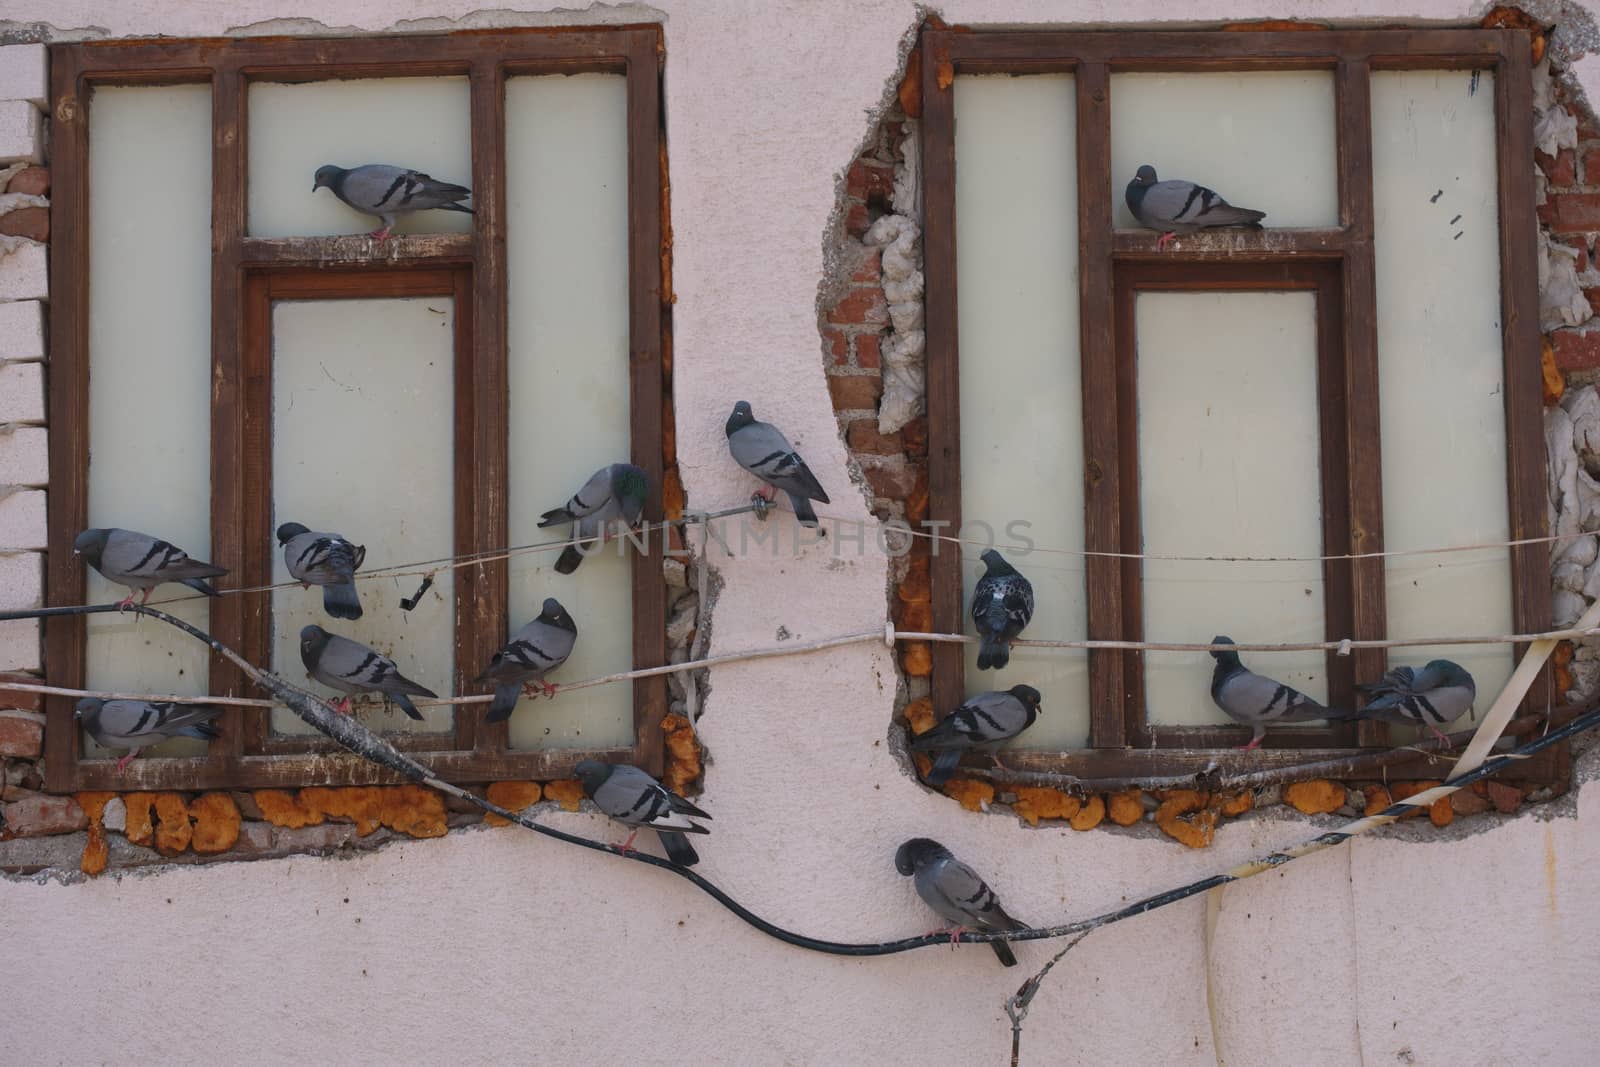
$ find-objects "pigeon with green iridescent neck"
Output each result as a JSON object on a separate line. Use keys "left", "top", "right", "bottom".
{"left": 1126, "top": 164, "right": 1266, "bottom": 251}
{"left": 910, "top": 685, "right": 1042, "bottom": 788}
{"left": 574, "top": 759, "right": 711, "bottom": 867}
{"left": 725, "top": 401, "right": 830, "bottom": 527}
{"left": 539, "top": 463, "right": 649, "bottom": 575}
{"left": 1353, "top": 659, "right": 1476, "bottom": 742}
{"left": 72, "top": 527, "right": 228, "bottom": 609}
{"left": 971, "top": 549, "right": 1033, "bottom": 670}
{"left": 1209, "top": 635, "right": 1343, "bottom": 750}
{"left": 299, "top": 624, "right": 437, "bottom": 720}
{"left": 474, "top": 597, "right": 578, "bottom": 722}
{"left": 277, "top": 522, "right": 366, "bottom": 620}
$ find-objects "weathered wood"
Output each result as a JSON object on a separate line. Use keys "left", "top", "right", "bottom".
{"left": 937, "top": 28, "right": 1507, "bottom": 68}
{"left": 239, "top": 233, "right": 473, "bottom": 267}
{"left": 1112, "top": 227, "right": 1345, "bottom": 259}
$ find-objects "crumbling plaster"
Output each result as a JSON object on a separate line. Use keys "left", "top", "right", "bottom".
{"left": 2, "top": 2, "right": 1600, "bottom": 1064}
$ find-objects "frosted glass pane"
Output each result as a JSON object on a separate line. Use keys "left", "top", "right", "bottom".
{"left": 1111, "top": 72, "right": 1338, "bottom": 229}
{"left": 505, "top": 74, "right": 633, "bottom": 750}
{"left": 954, "top": 75, "right": 1087, "bottom": 749}
{"left": 1138, "top": 292, "right": 1328, "bottom": 727}
{"left": 249, "top": 78, "right": 471, "bottom": 238}
{"left": 1373, "top": 70, "right": 1512, "bottom": 719}
{"left": 85, "top": 86, "right": 213, "bottom": 758}
{"left": 270, "top": 299, "right": 455, "bottom": 735}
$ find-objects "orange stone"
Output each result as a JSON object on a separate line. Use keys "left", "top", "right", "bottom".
{"left": 1543, "top": 337, "right": 1566, "bottom": 406}
{"left": 485, "top": 781, "right": 543, "bottom": 827}
{"left": 1107, "top": 788, "right": 1145, "bottom": 826}
{"left": 75, "top": 791, "right": 117, "bottom": 877}
{"left": 122, "top": 793, "right": 157, "bottom": 847}
{"left": 189, "top": 793, "right": 242, "bottom": 853}
{"left": 1012, "top": 787, "right": 1080, "bottom": 826}
{"left": 1362, "top": 784, "right": 1394, "bottom": 816}
{"left": 379, "top": 785, "right": 448, "bottom": 839}
{"left": 1428, "top": 796, "right": 1454, "bottom": 828}
{"left": 1390, "top": 781, "right": 1442, "bottom": 819}
{"left": 544, "top": 779, "right": 586, "bottom": 812}
{"left": 153, "top": 793, "right": 192, "bottom": 855}
{"left": 900, "top": 641, "right": 933, "bottom": 677}
{"left": 1068, "top": 794, "right": 1105, "bottom": 831}
{"left": 1283, "top": 779, "right": 1344, "bottom": 815}
{"left": 941, "top": 779, "right": 994, "bottom": 812}
{"left": 903, "top": 697, "right": 936, "bottom": 736}
{"left": 254, "top": 789, "right": 324, "bottom": 829}
{"left": 299, "top": 787, "right": 385, "bottom": 835}
{"left": 1218, "top": 791, "right": 1254, "bottom": 817}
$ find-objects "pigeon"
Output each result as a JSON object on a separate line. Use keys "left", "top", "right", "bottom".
{"left": 725, "top": 401, "right": 831, "bottom": 527}
{"left": 298, "top": 624, "right": 437, "bottom": 720}
{"left": 312, "top": 163, "right": 473, "bottom": 241}
{"left": 1126, "top": 165, "right": 1266, "bottom": 251}
{"left": 910, "top": 685, "right": 1043, "bottom": 788}
{"left": 277, "top": 522, "right": 366, "bottom": 620}
{"left": 75, "top": 697, "right": 222, "bottom": 772}
{"left": 1209, "top": 635, "right": 1344, "bottom": 750}
{"left": 573, "top": 759, "right": 712, "bottom": 867}
{"left": 538, "top": 463, "right": 649, "bottom": 575}
{"left": 72, "top": 527, "right": 229, "bottom": 609}
{"left": 971, "top": 549, "right": 1034, "bottom": 670}
{"left": 1354, "top": 659, "right": 1476, "bottom": 743}
{"left": 895, "top": 838, "right": 1029, "bottom": 967}
{"left": 474, "top": 597, "right": 578, "bottom": 722}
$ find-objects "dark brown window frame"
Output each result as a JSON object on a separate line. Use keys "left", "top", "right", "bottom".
{"left": 44, "top": 27, "right": 669, "bottom": 792}
{"left": 919, "top": 27, "right": 1559, "bottom": 782}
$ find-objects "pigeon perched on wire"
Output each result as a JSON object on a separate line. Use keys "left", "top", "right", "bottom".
{"left": 910, "top": 685, "right": 1043, "bottom": 788}
{"left": 474, "top": 597, "right": 578, "bottom": 722}
{"left": 971, "top": 549, "right": 1034, "bottom": 670}
{"left": 312, "top": 163, "right": 473, "bottom": 241}
{"left": 1353, "top": 660, "right": 1476, "bottom": 743}
{"left": 298, "top": 624, "right": 437, "bottom": 720}
{"left": 75, "top": 697, "right": 222, "bottom": 773}
{"left": 725, "top": 400, "right": 831, "bottom": 527}
{"left": 895, "top": 838, "right": 1029, "bottom": 967}
{"left": 72, "top": 527, "right": 229, "bottom": 609}
{"left": 1209, "top": 635, "right": 1344, "bottom": 750}
{"left": 277, "top": 522, "right": 366, "bottom": 620}
{"left": 538, "top": 463, "right": 649, "bottom": 575}
{"left": 1125, "top": 164, "right": 1266, "bottom": 251}
{"left": 573, "top": 759, "right": 712, "bottom": 867}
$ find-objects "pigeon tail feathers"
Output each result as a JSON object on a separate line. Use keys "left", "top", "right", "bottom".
{"left": 322, "top": 582, "right": 363, "bottom": 620}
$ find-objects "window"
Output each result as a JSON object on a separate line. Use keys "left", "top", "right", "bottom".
{"left": 919, "top": 28, "right": 1558, "bottom": 781}
{"left": 44, "top": 29, "right": 668, "bottom": 791}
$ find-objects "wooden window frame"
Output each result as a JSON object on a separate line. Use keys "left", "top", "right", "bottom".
{"left": 919, "top": 27, "right": 1559, "bottom": 782}
{"left": 44, "top": 27, "right": 669, "bottom": 792}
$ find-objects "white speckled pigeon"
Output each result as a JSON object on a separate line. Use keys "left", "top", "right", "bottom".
{"left": 312, "top": 163, "right": 473, "bottom": 241}
{"left": 725, "top": 400, "right": 830, "bottom": 526}
{"left": 72, "top": 527, "right": 228, "bottom": 609}
{"left": 971, "top": 549, "right": 1034, "bottom": 670}
{"left": 299, "top": 624, "right": 437, "bottom": 720}
{"left": 538, "top": 463, "right": 649, "bottom": 575}
{"left": 1354, "top": 659, "right": 1476, "bottom": 742}
{"left": 474, "top": 597, "right": 578, "bottom": 722}
{"left": 277, "top": 522, "right": 366, "bottom": 620}
{"left": 895, "top": 837, "right": 1028, "bottom": 967}
{"left": 574, "top": 759, "right": 711, "bottom": 867}
{"left": 1126, "top": 164, "right": 1266, "bottom": 250}
{"left": 910, "top": 685, "right": 1042, "bottom": 788}
{"left": 76, "top": 697, "right": 222, "bottom": 773}
{"left": 1209, "top": 635, "right": 1344, "bottom": 750}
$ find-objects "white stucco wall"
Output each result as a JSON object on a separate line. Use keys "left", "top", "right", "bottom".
{"left": 3, "top": 2, "right": 1599, "bottom": 1063}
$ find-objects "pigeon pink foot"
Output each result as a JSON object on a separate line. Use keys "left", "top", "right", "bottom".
{"left": 115, "top": 748, "right": 141, "bottom": 773}
{"left": 1157, "top": 231, "right": 1178, "bottom": 251}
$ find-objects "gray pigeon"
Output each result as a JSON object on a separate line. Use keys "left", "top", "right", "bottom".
{"left": 474, "top": 597, "right": 578, "bottom": 722}
{"left": 75, "top": 697, "right": 222, "bottom": 772}
{"left": 972, "top": 549, "right": 1034, "bottom": 670}
{"left": 573, "top": 759, "right": 712, "bottom": 867}
{"left": 895, "top": 838, "right": 1028, "bottom": 967}
{"left": 538, "top": 463, "right": 649, "bottom": 575}
{"left": 1126, "top": 164, "right": 1266, "bottom": 250}
{"left": 1209, "top": 635, "right": 1351, "bottom": 750}
{"left": 312, "top": 163, "right": 473, "bottom": 240}
{"left": 1354, "top": 659, "right": 1476, "bottom": 742}
{"left": 910, "top": 684, "right": 1042, "bottom": 788}
{"left": 72, "top": 527, "right": 228, "bottom": 608}
{"left": 277, "top": 522, "right": 366, "bottom": 620}
{"left": 298, "top": 624, "right": 437, "bottom": 720}
{"left": 725, "top": 401, "right": 830, "bottom": 527}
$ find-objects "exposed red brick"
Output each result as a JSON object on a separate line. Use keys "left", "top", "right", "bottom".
{"left": 851, "top": 248, "right": 882, "bottom": 283}
{"left": 1564, "top": 236, "right": 1591, "bottom": 273}
{"left": 855, "top": 331, "right": 882, "bottom": 368}
{"left": 1485, "top": 780, "right": 1522, "bottom": 814}
{"left": 846, "top": 419, "right": 903, "bottom": 455}
{"left": 2, "top": 794, "right": 87, "bottom": 838}
{"left": 827, "top": 373, "right": 883, "bottom": 410}
{"left": 6, "top": 166, "right": 48, "bottom": 197}
{"left": 1545, "top": 193, "right": 1600, "bottom": 235}
{"left": 845, "top": 202, "right": 872, "bottom": 236}
{"left": 865, "top": 461, "right": 917, "bottom": 498}
{"left": 0, "top": 715, "right": 42, "bottom": 758}
{"left": 1586, "top": 289, "right": 1600, "bottom": 318}
{"left": 1552, "top": 329, "right": 1600, "bottom": 371}
{"left": 900, "top": 416, "right": 928, "bottom": 456}
{"left": 1538, "top": 148, "right": 1576, "bottom": 187}
{"left": 847, "top": 160, "right": 896, "bottom": 203}
{"left": 822, "top": 327, "right": 848, "bottom": 364}
{"left": 1583, "top": 148, "right": 1600, "bottom": 187}
{"left": 826, "top": 286, "right": 889, "bottom": 327}
{"left": 0, "top": 206, "right": 47, "bottom": 242}
{"left": 0, "top": 673, "right": 43, "bottom": 713}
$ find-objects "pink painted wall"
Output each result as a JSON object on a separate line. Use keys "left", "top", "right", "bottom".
{"left": 3, "top": 2, "right": 1599, "bottom": 1063}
